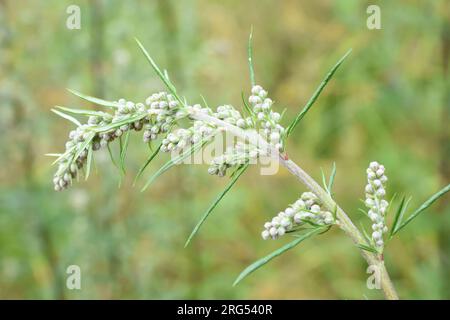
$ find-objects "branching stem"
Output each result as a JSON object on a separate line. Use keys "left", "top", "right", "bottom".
{"left": 191, "top": 109, "right": 399, "bottom": 300}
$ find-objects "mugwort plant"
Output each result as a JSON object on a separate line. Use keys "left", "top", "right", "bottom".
{"left": 49, "top": 32, "right": 450, "bottom": 300}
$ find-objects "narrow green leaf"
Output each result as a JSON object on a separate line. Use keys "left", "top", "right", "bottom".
{"left": 233, "top": 228, "right": 323, "bottom": 286}
{"left": 67, "top": 88, "right": 119, "bottom": 108}
{"left": 331, "top": 204, "right": 338, "bottom": 221}
{"left": 85, "top": 144, "right": 93, "bottom": 180}
{"left": 394, "top": 184, "right": 450, "bottom": 235}
{"left": 133, "top": 143, "right": 162, "bottom": 186}
{"left": 386, "top": 193, "right": 398, "bottom": 217}
{"left": 73, "top": 132, "right": 95, "bottom": 162}
{"left": 45, "top": 153, "right": 63, "bottom": 157}
{"left": 141, "top": 141, "right": 207, "bottom": 192}
{"left": 320, "top": 167, "right": 329, "bottom": 193}
{"left": 241, "top": 92, "right": 253, "bottom": 116}
{"left": 359, "top": 222, "right": 373, "bottom": 244}
{"left": 95, "top": 114, "right": 146, "bottom": 133}
{"left": 356, "top": 243, "right": 378, "bottom": 254}
{"left": 50, "top": 145, "right": 77, "bottom": 165}
{"left": 134, "top": 38, "right": 183, "bottom": 105}
{"left": 107, "top": 143, "right": 118, "bottom": 169}
{"left": 357, "top": 208, "right": 368, "bottom": 217}
{"left": 119, "top": 130, "right": 131, "bottom": 174}
{"left": 248, "top": 26, "right": 255, "bottom": 86}
{"left": 51, "top": 109, "right": 82, "bottom": 126}
{"left": 163, "top": 69, "right": 170, "bottom": 81}
{"left": 389, "top": 196, "right": 407, "bottom": 238}
{"left": 56, "top": 106, "right": 109, "bottom": 117}
{"left": 200, "top": 95, "right": 209, "bottom": 109}
{"left": 286, "top": 49, "right": 352, "bottom": 137}
{"left": 185, "top": 164, "right": 249, "bottom": 247}
{"left": 327, "top": 162, "right": 337, "bottom": 195}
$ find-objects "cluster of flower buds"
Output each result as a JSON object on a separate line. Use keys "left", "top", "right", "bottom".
{"left": 52, "top": 98, "right": 152, "bottom": 191}
{"left": 208, "top": 142, "right": 260, "bottom": 177}
{"left": 53, "top": 91, "right": 192, "bottom": 191}
{"left": 161, "top": 120, "right": 216, "bottom": 153}
{"left": 142, "top": 92, "right": 183, "bottom": 143}
{"left": 53, "top": 125, "right": 93, "bottom": 191}
{"left": 96, "top": 99, "right": 148, "bottom": 147}
{"left": 261, "top": 192, "right": 334, "bottom": 240}
{"left": 248, "top": 85, "right": 285, "bottom": 151}
{"left": 364, "top": 161, "right": 389, "bottom": 248}
{"left": 214, "top": 105, "right": 251, "bottom": 129}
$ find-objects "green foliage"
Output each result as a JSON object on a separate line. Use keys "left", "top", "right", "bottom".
{"left": 133, "top": 143, "right": 162, "bottom": 186}
{"left": 140, "top": 141, "right": 207, "bottom": 191}
{"left": 185, "top": 164, "right": 249, "bottom": 247}
{"left": 51, "top": 108, "right": 82, "bottom": 127}
{"left": 389, "top": 196, "right": 411, "bottom": 238}
{"left": 85, "top": 144, "right": 93, "bottom": 180}
{"left": 248, "top": 26, "right": 255, "bottom": 87}
{"left": 135, "top": 38, "right": 183, "bottom": 105}
{"left": 285, "top": 50, "right": 352, "bottom": 138}
{"left": 393, "top": 184, "right": 450, "bottom": 235}
{"left": 233, "top": 227, "right": 326, "bottom": 286}
{"left": 356, "top": 243, "right": 378, "bottom": 254}
{"left": 67, "top": 89, "right": 119, "bottom": 108}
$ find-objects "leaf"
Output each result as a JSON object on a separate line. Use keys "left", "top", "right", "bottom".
{"left": 241, "top": 92, "right": 254, "bottom": 117}
{"left": 241, "top": 93, "right": 256, "bottom": 127}
{"left": 73, "top": 132, "right": 95, "bottom": 162}
{"left": 359, "top": 222, "right": 373, "bottom": 244}
{"left": 185, "top": 163, "right": 249, "bottom": 247}
{"left": 200, "top": 95, "right": 210, "bottom": 109}
{"left": 285, "top": 49, "right": 352, "bottom": 137}
{"left": 133, "top": 143, "right": 162, "bottom": 186}
{"left": 51, "top": 109, "right": 82, "bottom": 126}
{"left": 248, "top": 26, "right": 255, "bottom": 86}
{"left": 134, "top": 38, "right": 183, "bottom": 105}
{"left": 394, "top": 184, "right": 450, "bottom": 235}
{"left": 327, "top": 162, "right": 337, "bottom": 195}
{"left": 95, "top": 114, "right": 146, "bottom": 133}
{"left": 85, "top": 144, "right": 93, "bottom": 180}
{"left": 320, "top": 167, "right": 328, "bottom": 193}
{"left": 357, "top": 208, "right": 368, "bottom": 217}
{"left": 107, "top": 143, "right": 118, "bottom": 169}
{"left": 55, "top": 106, "right": 109, "bottom": 117}
{"left": 356, "top": 243, "right": 378, "bottom": 254}
{"left": 67, "top": 89, "right": 119, "bottom": 108}
{"left": 45, "top": 153, "right": 63, "bottom": 157}
{"left": 141, "top": 140, "right": 207, "bottom": 192}
{"left": 233, "top": 228, "right": 323, "bottom": 286}
{"left": 119, "top": 130, "right": 131, "bottom": 174}
{"left": 50, "top": 145, "right": 77, "bottom": 165}
{"left": 389, "top": 196, "right": 409, "bottom": 238}
{"left": 386, "top": 192, "right": 398, "bottom": 217}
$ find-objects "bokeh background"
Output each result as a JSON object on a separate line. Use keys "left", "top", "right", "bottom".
{"left": 0, "top": 0, "right": 449, "bottom": 299}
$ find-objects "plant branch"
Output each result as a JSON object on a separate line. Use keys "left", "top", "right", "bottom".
{"left": 279, "top": 158, "right": 399, "bottom": 300}
{"left": 190, "top": 110, "right": 399, "bottom": 300}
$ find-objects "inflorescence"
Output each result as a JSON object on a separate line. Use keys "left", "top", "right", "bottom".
{"left": 52, "top": 85, "right": 285, "bottom": 191}
{"left": 261, "top": 192, "right": 335, "bottom": 240}
{"left": 364, "top": 161, "right": 389, "bottom": 249}
{"left": 248, "top": 85, "right": 285, "bottom": 152}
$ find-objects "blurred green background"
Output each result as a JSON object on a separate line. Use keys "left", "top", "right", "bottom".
{"left": 0, "top": 0, "right": 449, "bottom": 299}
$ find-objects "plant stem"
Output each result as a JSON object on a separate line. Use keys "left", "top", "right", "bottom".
{"left": 191, "top": 110, "right": 399, "bottom": 299}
